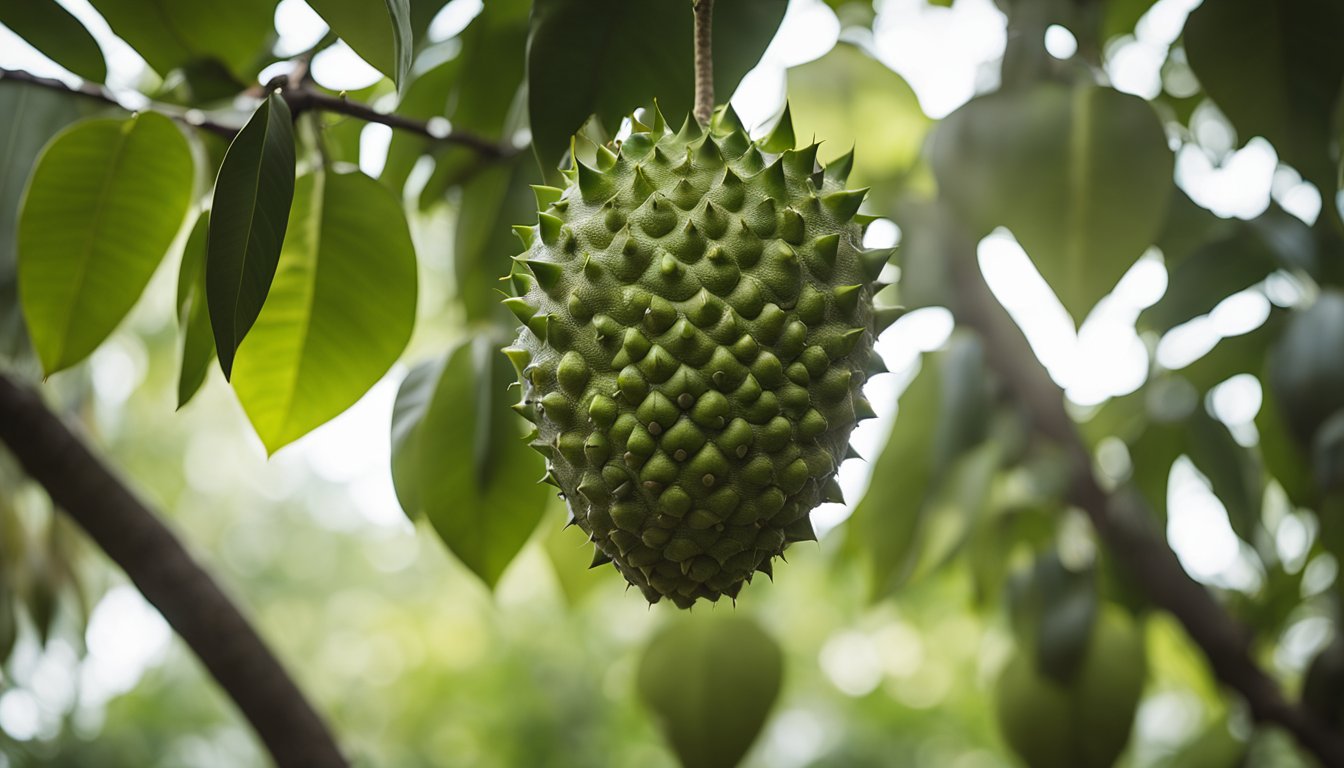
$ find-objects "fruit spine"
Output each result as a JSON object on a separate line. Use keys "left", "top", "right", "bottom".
{"left": 504, "top": 104, "right": 897, "bottom": 607}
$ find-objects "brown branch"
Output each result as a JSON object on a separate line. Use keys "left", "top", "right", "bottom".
{"left": 0, "top": 372, "right": 348, "bottom": 768}
{"left": 944, "top": 226, "right": 1344, "bottom": 768}
{"left": 0, "top": 67, "right": 512, "bottom": 158}
{"left": 692, "top": 0, "right": 715, "bottom": 126}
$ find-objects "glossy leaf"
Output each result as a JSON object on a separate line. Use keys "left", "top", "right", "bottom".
{"left": 206, "top": 92, "right": 296, "bottom": 378}
{"left": 0, "top": 0, "right": 107, "bottom": 82}
{"left": 176, "top": 211, "right": 214, "bottom": 408}
{"left": 307, "top": 0, "right": 413, "bottom": 85}
{"left": 389, "top": 354, "right": 447, "bottom": 520}
{"left": 393, "top": 336, "right": 550, "bottom": 587}
{"left": 87, "top": 0, "right": 276, "bottom": 81}
{"left": 231, "top": 170, "right": 417, "bottom": 453}
{"left": 0, "top": 82, "right": 82, "bottom": 368}
{"left": 785, "top": 43, "right": 930, "bottom": 207}
{"left": 18, "top": 112, "right": 193, "bottom": 375}
{"left": 932, "top": 83, "right": 1173, "bottom": 324}
{"left": 637, "top": 613, "right": 783, "bottom": 768}
{"left": 527, "top": 0, "right": 787, "bottom": 169}
{"left": 1184, "top": 0, "right": 1344, "bottom": 191}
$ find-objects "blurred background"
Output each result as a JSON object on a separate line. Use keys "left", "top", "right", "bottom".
{"left": 1, "top": 0, "right": 1341, "bottom": 765}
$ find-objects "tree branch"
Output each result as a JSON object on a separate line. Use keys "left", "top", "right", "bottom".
{"left": 0, "top": 67, "right": 513, "bottom": 158}
{"left": 944, "top": 228, "right": 1344, "bottom": 767}
{"left": 0, "top": 372, "right": 348, "bottom": 768}
{"left": 692, "top": 0, "right": 715, "bottom": 126}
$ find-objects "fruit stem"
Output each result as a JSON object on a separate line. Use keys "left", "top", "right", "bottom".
{"left": 692, "top": 0, "right": 714, "bottom": 126}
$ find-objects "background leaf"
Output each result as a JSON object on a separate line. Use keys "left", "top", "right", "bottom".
{"left": 176, "top": 211, "right": 214, "bottom": 408}
{"left": 0, "top": 82, "right": 83, "bottom": 369}
{"left": 306, "top": 0, "right": 413, "bottom": 85}
{"left": 931, "top": 83, "right": 1173, "bottom": 324}
{"left": 404, "top": 335, "right": 551, "bottom": 587}
{"left": 206, "top": 92, "right": 296, "bottom": 378}
{"left": 87, "top": 0, "right": 276, "bottom": 82}
{"left": 0, "top": 0, "right": 107, "bottom": 83}
{"left": 389, "top": 354, "right": 448, "bottom": 520}
{"left": 18, "top": 112, "right": 193, "bottom": 375}
{"left": 637, "top": 613, "right": 783, "bottom": 768}
{"left": 1268, "top": 290, "right": 1344, "bottom": 447}
{"left": 527, "top": 0, "right": 787, "bottom": 170}
{"left": 1183, "top": 0, "right": 1344, "bottom": 192}
{"left": 786, "top": 43, "right": 930, "bottom": 207}
{"left": 231, "top": 170, "right": 417, "bottom": 453}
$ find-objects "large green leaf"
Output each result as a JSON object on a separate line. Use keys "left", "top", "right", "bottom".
{"left": 0, "top": 82, "right": 83, "bottom": 368}
{"left": 931, "top": 83, "right": 1173, "bottom": 324}
{"left": 389, "top": 353, "right": 446, "bottom": 520}
{"left": 786, "top": 43, "right": 930, "bottom": 207}
{"left": 1183, "top": 0, "right": 1344, "bottom": 192}
{"left": 393, "top": 335, "right": 550, "bottom": 587}
{"left": 637, "top": 613, "right": 783, "bottom": 768}
{"left": 206, "top": 92, "right": 296, "bottom": 378}
{"left": 87, "top": 0, "right": 276, "bottom": 82}
{"left": 18, "top": 112, "right": 193, "bottom": 375}
{"left": 527, "top": 0, "right": 787, "bottom": 170}
{"left": 307, "top": 0, "right": 413, "bottom": 86}
{"left": 0, "top": 0, "right": 107, "bottom": 83}
{"left": 176, "top": 211, "right": 214, "bottom": 408}
{"left": 231, "top": 170, "right": 417, "bottom": 453}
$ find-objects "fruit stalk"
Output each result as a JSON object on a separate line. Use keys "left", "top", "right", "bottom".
{"left": 692, "top": 0, "right": 715, "bottom": 126}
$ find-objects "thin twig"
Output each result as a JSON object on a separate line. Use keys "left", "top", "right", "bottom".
{"left": 0, "top": 373, "right": 349, "bottom": 767}
{"left": 944, "top": 224, "right": 1344, "bottom": 768}
{"left": 692, "top": 0, "right": 715, "bottom": 126}
{"left": 0, "top": 67, "right": 512, "bottom": 158}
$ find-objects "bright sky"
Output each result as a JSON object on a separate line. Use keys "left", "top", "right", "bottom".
{"left": 0, "top": 0, "right": 1325, "bottom": 746}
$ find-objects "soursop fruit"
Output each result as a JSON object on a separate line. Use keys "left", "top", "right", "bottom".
{"left": 503, "top": 104, "right": 897, "bottom": 607}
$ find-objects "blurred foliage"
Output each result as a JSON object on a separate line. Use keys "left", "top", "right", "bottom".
{"left": 2, "top": 0, "right": 1344, "bottom": 766}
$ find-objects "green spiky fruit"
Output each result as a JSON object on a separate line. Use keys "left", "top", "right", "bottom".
{"left": 503, "top": 104, "right": 892, "bottom": 607}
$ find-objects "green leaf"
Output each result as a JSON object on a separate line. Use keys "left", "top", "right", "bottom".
{"left": 307, "top": 0, "right": 413, "bottom": 85}
{"left": 847, "top": 355, "right": 939, "bottom": 598}
{"left": 1185, "top": 408, "right": 1263, "bottom": 543}
{"left": 380, "top": 55, "right": 462, "bottom": 192}
{"left": 637, "top": 613, "right": 783, "bottom": 768}
{"left": 1142, "top": 206, "right": 1314, "bottom": 333}
{"left": 231, "top": 170, "right": 417, "bottom": 453}
{"left": 176, "top": 211, "right": 214, "bottom": 408}
{"left": 389, "top": 354, "right": 447, "bottom": 520}
{"left": 1184, "top": 0, "right": 1344, "bottom": 192}
{"left": 848, "top": 333, "right": 994, "bottom": 598}
{"left": 454, "top": 158, "right": 539, "bottom": 325}
{"left": 785, "top": 43, "right": 930, "bottom": 208}
{"left": 206, "top": 92, "right": 296, "bottom": 378}
{"left": 0, "top": 82, "right": 83, "bottom": 368}
{"left": 0, "top": 0, "right": 107, "bottom": 83}
{"left": 1268, "top": 290, "right": 1344, "bottom": 447}
{"left": 527, "top": 0, "right": 787, "bottom": 170}
{"left": 1255, "top": 369, "right": 1315, "bottom": 509}
{"left": 87, "top": 0, "right": 276, "bottom": 82}
{"left": 1125, "top": 420, "right": 1184, "bottom": 522}
{"left": 18, "top": 112, "right": 193, "bottom": 375}
{"left": 932, "top": 83, "right": 1173, "bottom": 324}
{"left": 541, "top": 497, "right": 606, "bottom": 607}
{"left": 399, "top": 335, "right": 550, "bottom": 587}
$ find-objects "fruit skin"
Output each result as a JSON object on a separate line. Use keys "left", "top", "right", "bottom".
{"left": 995, "top": 605, "right": 1147, "bottom": 768}
{"left": 503, "top": 104, "right": 891, "bottom": 607}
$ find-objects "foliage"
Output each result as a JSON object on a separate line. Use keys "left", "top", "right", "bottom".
{"left": 2, "top": 0, "right": 1344, "bottom": 766}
